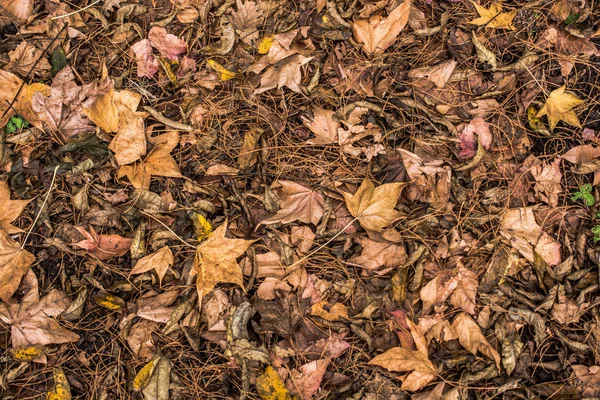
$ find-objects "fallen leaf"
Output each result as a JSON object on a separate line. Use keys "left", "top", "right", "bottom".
{"left": 206, "top": 59, "right": 243, "bottom": 81}
{"left": 450, "top": 267, "right": 478, "bottom": 315}
{"left": 302, "top": 107, "right": 341, "bottom": 145}
{"left": 46, "top": 367, "right": 71, "bottom": 400}
{"left": 0, "top": 70, "right": 50, "bottom": 128}
{"left": 141, "top": 356, "right": 172, "bottom": 400}
{"left": 261, "top": 181, "right": 325, "bottom": 226}
{"left": 148, "top": 26, "right": 187, "bottom": 61}
{"left": 118, "top": 131, "right": 183, "bottom": 189}
{"left": 0, "top": 181, "right": 31, "bottom": 234}
{"left": 420, "top": 270, "right": 457, "bottom": 313}
{"left": 0, "top": 270, "right": 79, "bottom": 348}
{"left": 72, "top": 226, "right": 132, "bottom": 260}
{"left": 255, "top": 54, "right": 313, "bottom": 94}
{"left": 551, "top": 284, "right": 587, "bottom": 325}
{"left": 341, "top": 177, "right": 405, "bottom": 231}
{"left": 407, "top": 60, "right": 457, "bottom": 89}
{"left": 256, "top": 366, "right": 293, "bottom": 400}
{"left": 348, "top": 237, "right": 407, "bottom": 275}
{"left": 131, "top": 39, "right": 160, "bottom": 78}
{"left": 469, "top": 1, "right": 516, "bottom": 30}
{"left": 537, "top": 27, "right": 599, "bottom": 76}
{"left": 369, "top": 347, "right": 437, "bottom": 391}
{"left": 6, "top": 41, "right": 51, "bottom": 78}
{"left": 191, "top": 222, "right": 254, "bottom": 305}
{"left": 311, "top": 301, "right": 349, "bottom": 321}
{"left": 0, "top": 229, "right": 35, "bottom": 302}
{"left": 352, "top": 0, "right": 412, "bottom": 54}
{"left": 531, "top": 157, "right": 562, "bottom": 207}
{"left": 130, "top": 246, "right": 174, "bottom": 285}
{"left": 452, "top": 313, "right": 500, "bottom": 368}
{"left": 1, "top": 0, "right": 34, "bottom": 22}
{"left": 471, "top": 32, "right": 497, "bottom": 71}
{"left": 133, "top": 357, "right": 161, "bottom": 391}
{"left": 536, "top": 85, "right": 583, "bottom": 130}
{"left": 231, "top": 0, "right": 263, "bottom": 44}
{"left": 238, "top": 128, "right": 263, "bottom": 169}
{"left": 289, "top": 359, "right": 330, "bottom": 399}
{"left": 572, "top": 365, "right": 600, "bottom": 397}
{"left": 459, "top": 117, "right": 493, "bottom": 159}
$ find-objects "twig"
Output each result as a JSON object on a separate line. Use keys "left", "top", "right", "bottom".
{"left": 143, "top": 106, "right": 194, "bottom": 132}
{"left": 51, "top": 0, "right": 101, "bottom": 20}
{"left": 140, "top": 211, "right": 196, "bottom": 249}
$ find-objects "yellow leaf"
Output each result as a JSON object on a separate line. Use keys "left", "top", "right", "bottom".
{"left": 193, "top": 213, "right": 213, "bottom": 241}
{"left": 369, "top": 347, "right": 437, "bottom": 391}
{"left": 469, "top": 1, "right": 516, "bottom": 30}
{"left": 257, "top": 36, "right": 274, "bottom": 54}
{"left": 92, "top": 292, "right": 125, "bottom": 310}
{"left": 46, "top": 367, "right": 71, "bottom": 400}
{"left": 311, "top": 301, "right": 349, "bottom": 321}
{"left": 12, "top": 345, "right": 45, "bottom": 362}
{"left": 527, "top": 105, "right": 549, "bottom": 134}
{"left": 536, "top": 86, "right": 584, "bottom": 130}
{"left": 158, "top": 57, "right": 178, "bottom": 84}
{"left": 206, "top": 59, "right": 243, "bottom": 81}
{"left": 340, "top": 178, "right": 406, "bottom": 232}
{"left": 256, "top": 366, "right": 293, "bottom": 400}
{"left": 133, "top": 357, "right": 160, "bottom": 391}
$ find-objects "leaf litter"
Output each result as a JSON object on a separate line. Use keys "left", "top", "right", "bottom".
{"left": 0, "top": 0, "right": 599, "bottom": 398}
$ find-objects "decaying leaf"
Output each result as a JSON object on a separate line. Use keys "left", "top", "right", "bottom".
{"left": 255, "top": 54, "right": 313, "bottom": 94}
{"left": 0, "top": 230, "right": 35, "bottom": 302}
{"left": 130, "top": 246, "right": 174, "bottom": 285}
{"left": 369, "top": 347, "right": 437, "bottom": 391}
{"left": 256, "top": 366, "right": 293, "bottom": 400}
{"left": 73, "top": 226, "right": 132, "bottom": 260}
{"left": 46, "top": 367, "right": 71, "bottom": 400}
{"left": 452, "top": 313, "right": 501, "bottom": 368}
{"left": 352, "top": 0, "right": 412, "bottom": 54}
{"left": 341, "top": 177, "right": 405, "bottom": 232}
{"left": 133, "top": 357, "right": 161, "bottom": 391}
{"left": 261, "top": 181, "right": 325, "bottom": 226}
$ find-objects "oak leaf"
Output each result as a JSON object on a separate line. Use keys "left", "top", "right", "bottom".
{"left": 118, "top": 131, "right": 183, "bottom": 189}
{"left": 130, "top": 246, "right": 174, "bottom": 285}
{"left": 536, "top": 86, "right": 583, "bottom": 130}
{"left": 72, "top": 226, "right": 132, "bottom": 260}
{"left": 0, "top": 181, "right": 31, "bottom": 234}
{"left": 191, "top": 222, "right": 254, "bottom": 305}
{"left": 0, "top": 230, "right": 35, "bottom": 302}
{"left": 352, "top": 0, "right": 411, "bottom": 54}
{"left": 341, "top": 177, "right": 405, "bottom": 231}
{"left": 452, "top": 313, "right": 500, "bottom": 368}
{"left": 369, "top": 347, "right": 437, "bottom": 391}
{"left": 260, "top": 181, "right": 325, "bottom": 226}
{"left": 0, "top": 270, "right": 79, "bottom": 348}
{"left": 469, "top": 1, "right": 516, "bottom": 30}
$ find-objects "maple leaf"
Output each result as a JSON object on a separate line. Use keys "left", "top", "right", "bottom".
{"left": 72, "top": 226, "right": 132, "bottom": 260}
{"left": 452, "top": 313, "right": 500, "bottom": 368}
{"left": 0, "top": 229, "right": 35, "bottom": 303}
{"left": 536, "top": 86, "right": 584, "bottom": 130}
{"left": 6, "top": 41, "right": 51, "bottom": 78}
{"left": 191, "top": 222, "right": 254, "bottom": 305}
{"left": 351, "top": 0, "right": 411, "bottom": 54}
{"left": 260, "top": 181, "right": 325, "bottom": 226}
{"left": 468, "top": 1, "right": 516, "bottom": 30}
{"left": 341, "top": 177, "right": 405, "bottom": 232}
{"left": 118, "top": 131, "right": 183, "bottom": 189}
{"left": 348, "top": 237, "right": 407, "bottom": 275}
{"left": 0, "top": 181, "right": 31, "bottom": 234}
{"left": 0, "top": 70, "right": 50, "bottom": 128}
{"left": 131, "top": 39, "right": 160, "bottom": 78}
{"left": 369, "top": 347, "right": 437, "bottom": 391}
{"left": 231, "top": 0, "right": 263, "bottom": 44}
{"left": 255, "top": 54, "right": 313, "bottom": 94}
{"left": 148, "top": 26, "right": 187, "bottom": 61}
{"left": 302, "top": 107, "right": 341, "bottom": 145}
{"left": 289, "top": 359, "right": 330, "bottom": 399}
{"left": 130, "top": 246, "right": 174, "bottom": 285}
{"left": 0, "top": 270, "right": 79, "bottom": 349}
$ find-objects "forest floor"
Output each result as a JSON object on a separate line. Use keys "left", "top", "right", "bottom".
{"left": 1, "top": 0, "right": 600, "bottom": 399}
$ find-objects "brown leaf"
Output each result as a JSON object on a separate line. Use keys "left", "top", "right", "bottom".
{"left": 311, "top": 301, "right": 349, "bottom": 321}
{"left": 238, "top": 128, "right": 263, "bottom": 169}
{"left": 255, "top": 54, "right": 313, "bottom": 94}
{"left": 531, "top": 157, "right": 562, "bottom": 207}
{"left": 192, "top": 222, "right": 254, "bottom": 305}
{"left": 420, "top": 270, "right": 457, "bottom": 313}
{"left": 450, "top": 267, "right": 478, "bottom": 315}
{"left": 72, "top": 226, "right": 132, "bottom": 260}
{"left": 261, "top": 181, "right": 325, "bottom": 226}
{"left": 407, "top": 60, "right": 457, "bottom": 89}
{"left": 131, "top": 39, "right": 160, "bottom": 78}
{"left": 0, "top": 230, "right": 35, "bottom": 302}
{"left": 349, "top": 237, "right": 407, "bottom": 275}
{"left": 369, "top": 347, "right": 436, "bottom": 391}
{"left": 231, "top": 0, "right": 263, "bottom": 44}
{"left": 130, "top": 246, "right": 174, "bottom": 285}
{"left": 148, "top": 26, "right": 187, "bottom": 61}
{"left": 572, "top": 365, "right": 600, "bottom": 397}
{"left": 341, "top": 177, "right": 405, "bottom": 232}
{"left": 302, "top": 107, "right": 341, "bottom": 145}
{"left": 2, "top": 0, "right": 34, "bottom": 22}
{"left": 118, "top": 131, "right": 183, "bottom": 189}
{"left": 0, "top": 270, "right": 79, "bottom": 348}
{"left": 289, "top": 359, "right": 330, "bottom": 399}
{"left": 452, "top": 313, "right": 500, "bottom": 368}
{"left": 0, "top": 181, "right": 31, "bottom": 234}
{"left": 6, "top": 41, "right": 51, "bottom": 78}
{"left": 0, "top": 70, "right": 50, "bottom": 128}
{"left": 352, "top": 0, "right": 411, "bottom": 54}
{"left": 537, "top": 27, "right": 599, "bottom": 76}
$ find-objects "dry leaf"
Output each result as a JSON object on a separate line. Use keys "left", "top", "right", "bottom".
{"left": 407, "top": 60, "right": 457, "bottom": 89}
{"left": 118, "top": 131, "right": 183, "bottom": 189}
{"left": 141, "top": 356, "right": 172, "bottom": 400}
{"left": 261, "top": 181, "right": 325, "bottom": 226}
{"left": 469, "top": 1, "right": 516, "bottom": 30}
{"left": 130, "top": 246, "right": 174, "bottom": 285}
{"left": 0, "top": 230, "right": 35, "bottom": 302}
{"left": 471, "top": 32, "right": 497, "bottom": 71}
{"left": 289, "top": 359, "right": 330, "bottom": 399}
{"left": 72, "top": 226, "right": 132, "bottom": 260}
{"left": 341, "top": 177, "right": 405, "bottom": 231}
{"left": 191, "top": 222, "right": 254, "bottom": 305}
{"left": 352, "top": 0, "right": 412, "bottom": 54}
{"left": 311, "top": 301, "right": 349, "bottom": 321}
{"left": 537, "top": 27, "right": 599, "bottom": 76}
{"left": 255, "top": 54, "right": 313, "bottom": 94}
{"left": 133, "top": 357, "right": 161, "bottom": 391}
{"left": 450, "top": 267, "right": 478, "bottom": 315}
{"left": 0, "top": 70, "right": 50, "bottom": 128}
{"left": 238, "top": 128, "right": 263, "bottom": 169}
{"left": 348, "top": 237, "right": 407, "bottom": 275}
{"left": 148, "top": 26, "right": 187, "bottom": 61}
{"left": 131, "top": 39, "right": 160, "bottom": 78}
{"left": 6, "top": 41, "right": 51, "bottom": 78}
{"left": 1, "top": 0, "right": 34, "bottom": 22}
{"left": 302, "top": 107, "right": 341, "bottom": 145}
{"left": 452, "top": 313, "right": 501, "bottom": 368}
{"left": 0, "top": 181, "right": 31, "bottom": 234}
{"left": 536, "top": 86, "right": 584, "bottom": 130}
{"left": 231, "top": 0, "right": 263, "bottom": 44}
{"left": 256, "top": 366, "right": 293, "bottom": 400}
{"left": 572, "top": 365, "right": 600, "bottom": 397}
{"left": 369, "top": 347, "right": 437, "bottom": 391}
{"left": 46, "top": 367, "right": 72, "bottom": 400}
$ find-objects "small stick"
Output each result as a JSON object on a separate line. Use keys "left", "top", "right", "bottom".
{"left": 51, "top": 0, "right": 101, "bottom": 20}
{"left": 143, "top": 106, "right": 194, "bottom": 132}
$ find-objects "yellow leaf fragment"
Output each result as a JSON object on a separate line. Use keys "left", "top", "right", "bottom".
{"left": 536, "top": 86, "right": 584, "bottom": 130}
{"left": 257, "top": 35, "right": 274, "bottom": 54}
{"left": 12, "top": 345, "right": 45, "bottom": 362}
{"left": 193, "top": 213, "right": 213, "bottom": 241}
{"left": 92, "top": 292, "right": 125, "bottom": 310}
{"left": 469, "top": 1, "right": 516, "bottom": 30}
{"left": 256, "top": 366, "right": 293, "bottom": 400}
{"left": 311, "top": 301, "right": 349, "bottom": 321}
{"left": 133, "top": 357, "right": 160, "bottom": 391}
{"left": 46, "top": 367, "right": 71, "bottom": 400}
{"left": 206, "top": 59, "right": 243, "bottom": 81}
